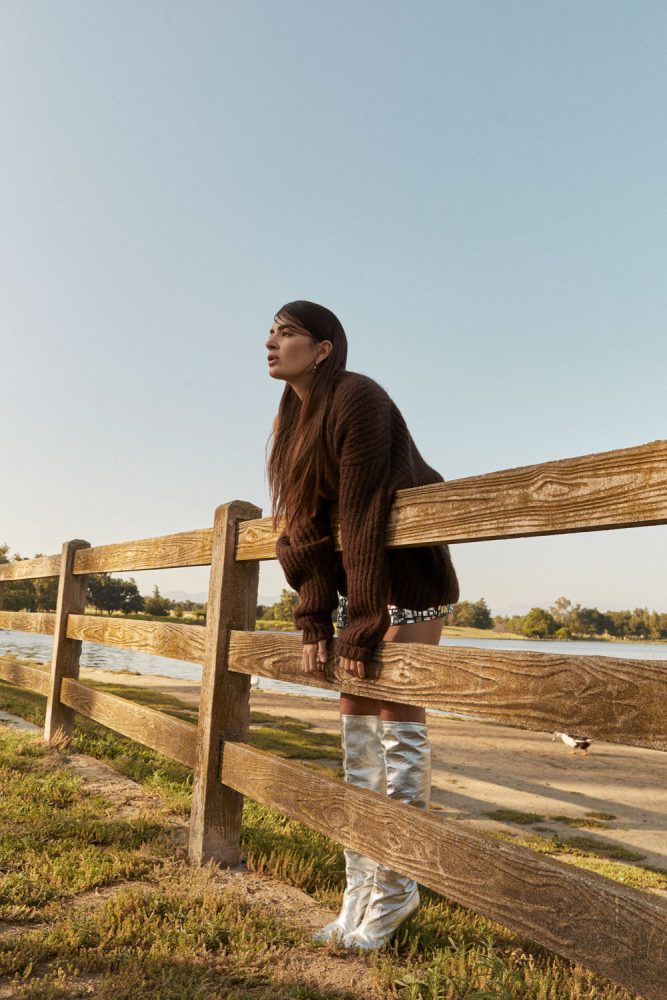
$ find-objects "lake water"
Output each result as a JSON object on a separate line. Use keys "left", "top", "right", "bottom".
{"left": 1, "top": 628, "right": 664, "bottom": 703}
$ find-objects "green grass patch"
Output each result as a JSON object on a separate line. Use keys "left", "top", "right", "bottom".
{"left": 87, "top": 610, "right": 206, "bottom": 627}
{"left": 491, "top": 829, "right": 643, "bottom": 861}
{"left": 548, "top": 814, "right": 610, "bottom": 830}
{"left": 0, "top": 729, "right": 172, "bottom": 925}
{"left": 557, "top": 856, "right": 667, "bottom": 891}
{"left": 557, "top": 834, "right": 643, "bottom": 861}
{"left": 487, "top": 827, "right": 666, "bottom": 893}
{"left": 485, "top": 809, "right": 545, "bottom": 825}
{"left": 255, "top": 619, "right": 296, "bottom": 631}
{"left": 248, "top": 715, "right": 341, "bottom": 763}
{"left": 487, "top": 808, "right": 618, "bottom": 831}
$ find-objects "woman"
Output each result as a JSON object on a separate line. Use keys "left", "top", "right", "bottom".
{"left": 266, "top": 300, "right": 459, "bottom": 949}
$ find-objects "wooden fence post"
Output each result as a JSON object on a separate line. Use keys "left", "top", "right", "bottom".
{"left": 44, "top": 539, "right": 90, "bottom": 745}
{"left": 189, "top": 501, "right": 261, "bottom": 866}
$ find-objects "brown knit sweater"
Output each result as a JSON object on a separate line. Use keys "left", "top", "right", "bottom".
{"left": 275, "top": 371, "right": 459, "bottom": 664}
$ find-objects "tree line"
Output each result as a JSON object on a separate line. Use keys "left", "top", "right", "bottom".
{"left": 3, "top": 544, "right": 665, "bottom": 640}
{"left": 259, "top": 590, "right": 667, "bottom": 640}
{"left": 0, "top": 544, "right": 206, "bottom": 620}
{"left": 452, "top": 595, "right": 667, "bottom": 640}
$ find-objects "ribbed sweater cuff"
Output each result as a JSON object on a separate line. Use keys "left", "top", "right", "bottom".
{"left": 299, "top": 615, "right": 335, "bottom": 644}
{"left": 336, "top": 636, "right": 378, "bottom": 665}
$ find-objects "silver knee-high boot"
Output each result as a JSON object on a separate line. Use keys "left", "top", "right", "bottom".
{"left": 312, "top": 714, "right": 386, "bottom": 943}
{"left": 343, "top": 720, "right": 431, "bottom": 950}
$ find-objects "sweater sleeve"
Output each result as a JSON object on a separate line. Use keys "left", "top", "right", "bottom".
{"left": 334, "top": 383, "right": 393, "bottom": 664}
{"left": 275, "top": 502, "right": 339, "bottom": 644}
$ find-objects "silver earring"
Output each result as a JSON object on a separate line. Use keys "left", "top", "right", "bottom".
{"left": 312, "top": 360, "right": 320, "bottom": 373}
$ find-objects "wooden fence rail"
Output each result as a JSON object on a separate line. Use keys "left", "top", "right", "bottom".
{"left": 1, "top": 439, "right": 666, "bottom": 998}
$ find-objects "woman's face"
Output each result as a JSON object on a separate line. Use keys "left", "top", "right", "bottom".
{"left": 266, "top": 314, "right": 321, "bottom": 383}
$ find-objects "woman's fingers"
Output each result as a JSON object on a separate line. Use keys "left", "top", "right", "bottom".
{"left": 340, "top": 656, "right": 365, "bottom": 679}
{"left": 302, "top": 644, "right": 315, "bottom": 673}
{"left": 303, "top": 642, "right": 328, "bottom": 674}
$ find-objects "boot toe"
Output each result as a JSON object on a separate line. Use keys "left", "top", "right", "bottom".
{"left": 312, "top": 921, "right": 346, "bottom": 943}
{"left": 342, "top": 886, "right": 420, "bottom": 950}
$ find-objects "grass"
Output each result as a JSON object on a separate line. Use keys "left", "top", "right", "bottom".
{"left": 255, "top": 619, "right": 299, "bottom": 631}
{"left": 0, "top": 675, "right": 650, "bottom": 999}
{"left": 485, "top": 810, "right": 545, "bottom": 826}
{"left": 0, "top": 729, "right": 173, "bottom": 925}
{"left": 83, "top": 610, "right": 206, "bottom": 627}
{"left": 485, "top": 808, "right": 619, "bottom": 831}
{"left": 483, "top": 808, "right": 667, "bottom": 892}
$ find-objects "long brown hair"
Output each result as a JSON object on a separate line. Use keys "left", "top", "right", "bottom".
{"left": 267, "top": 300, "right": 348, "bottom": 532}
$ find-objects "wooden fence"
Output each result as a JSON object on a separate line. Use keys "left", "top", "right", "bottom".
{"left": 1, "top": 439, "right": 666, "bottom": 998}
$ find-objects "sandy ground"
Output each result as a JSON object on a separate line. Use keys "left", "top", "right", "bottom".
{"left": 74, "top": 666, "right": 667, "bottom": 876}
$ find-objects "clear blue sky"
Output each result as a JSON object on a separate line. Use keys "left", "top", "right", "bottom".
{"left": 2, "top": 1, "right": 665, "bottom": 613}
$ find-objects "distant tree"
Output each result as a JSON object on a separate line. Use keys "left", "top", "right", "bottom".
{"left": 121, "top": 579, "right": 144, "bottom": 613}
{"left": 570, "top": 606, "right": 613, "bottom": 637}
{"left": 1, "top": 553, "right": 37, "bottom": 612}
{"left": 496, "top": 614, "right": 527, "bottom": 635}
{"left": 521, "top": 607, "right": 558, "bottom": 638}
{"left": 144, "top": 585, "right": 171, "bottom": 617}
{"left": 276, "top": 588, "right": 299, "bottom": 621}
{"left": 549, "top": 596, "right": 574, "bottom": 626}
{"left": 627, "top": 607, "right": 651, "bottom": 639}
{"left": 87, "top": 574, "right": 144, "bottom": 615}
{"left": 648, "top": 610, "right": 667, "bottom": 640}
{"left": 87, "top": 574, "right": 120, "bottom": 614}
{"left": 450, "top": 598, "right": 493, "bottom": 630}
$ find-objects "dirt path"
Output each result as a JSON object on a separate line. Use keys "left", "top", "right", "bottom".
{"left": 80, "top": 667, "right": 667, "bottom": 873}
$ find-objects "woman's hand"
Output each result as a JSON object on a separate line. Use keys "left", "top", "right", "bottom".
{"left": 339, "top": 656, "right": 365, "bottom": 680}
{"left": 302, "top": 639, "right": 329, "bottom": 674}
{"left": 302, "top": 643, "right": 365, "bottom": 680}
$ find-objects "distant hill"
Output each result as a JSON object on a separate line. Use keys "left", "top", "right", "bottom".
{"left": 160, "top": 590, "right": 282, "bottom": 606}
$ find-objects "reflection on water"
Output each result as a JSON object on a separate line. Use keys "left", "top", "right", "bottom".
{"left": 1, "top": 627, "right": 665, "bottom": 704}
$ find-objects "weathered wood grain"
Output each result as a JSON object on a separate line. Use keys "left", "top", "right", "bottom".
{"left": 236, "top": 439, "right": 667, "bottom": 559}
{"left": 60, "top": 677, "right": 196, "bottom": 767}
{"left": 228, "top": 631, "right": 667, "bottom": 750}
{"left": 66, "top": 614, "right": 205, "bottom": 663}
{"left": 0, "top": 554, "right": 61, "bottom": 581}
{"left": 189, "top": 501, "right": 261, "bottom": 866}
{"left": 73, "top": 529, "right": 213, "bottom": 574}
{"left": 220, "top": 741, "right": 667, "bottom": 1000}
{"left": 44, "top": 541, "right": 90, "bottom": 745}
{"left": 0, "top": 657, "right": 50, "bottom": 697}
{"left": 0, "top": 611, "right": 56, "bottom": 635}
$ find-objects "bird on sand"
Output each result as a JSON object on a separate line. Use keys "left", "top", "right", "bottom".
{"left": 553, "top": 732, "right": 592, "bottom": 754}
